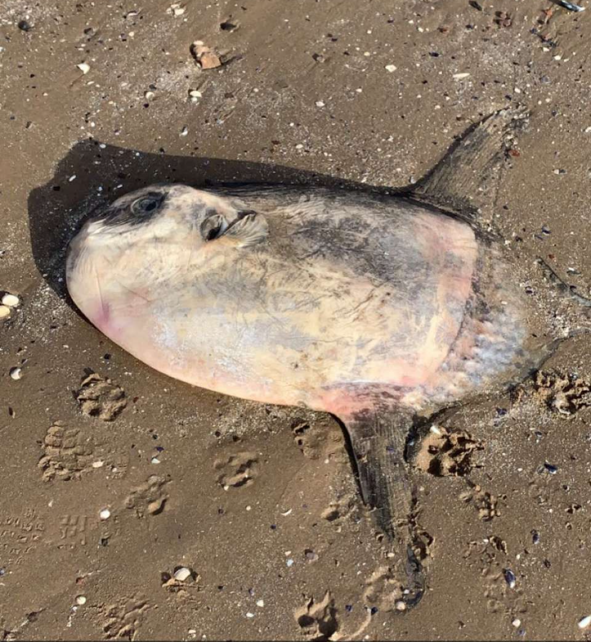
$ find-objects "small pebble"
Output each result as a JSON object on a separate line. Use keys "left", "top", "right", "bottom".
{"left": 256, "top": 599, "right": 264, "bottom": 607}
{"left": 512, "top": 618, "right": 521, "bottom": 628}
{"left": 315, "top": 101, "right": 325, "bottom": 108}
{"left": 151, "top": 457, "right": 161, "bottom": 464}
{"left": 246, "top": 612, "right": 255, "bottom": 618}
{"left": 395, "top": 600, "right": 407, "bottom": 611}
{"left": 2, "top": 294, "right": 19, "bottom": 307}
{"left": 9, "top": 367, "right": 22, "bottom": 380}
{"left": 173, "top": 567, "right": 192, "bottom": 581}
{"left": 76, "top": 596, "right": 87, "bottom": 606}
{"left": 578, "top": 615, "right": 591, "bottom": 629}
{"left": 99, "top": 509, "right": 111, "bottom": 520}
{"left": 18, "top": 20, "right": 31, "bottom": 31}
{"left": 286, "top": 558, "right": 294, "bottom": 567}
{"left": 385, "top": 64, "right": 397, "bottom": 72}
{"left": 144, "top": 91, "right": 155, "bottom": 100}
{"left": 0, "top": 306, "right": 11, "bottom": 319}
{"left": 92, "top": 460, "right": 104, "bottom": 468}
{"left": 77, "top": 63, "right": 90, "bottom": 74}
{"left": 453, "top": 72, "right": 470, "bottom": 80}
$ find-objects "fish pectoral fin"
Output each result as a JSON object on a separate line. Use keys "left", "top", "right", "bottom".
{"left": 339, "top": 408, "right": 425, "bottom": 609}
{"left": 218, "top": 211, "right": 269, "bottom": 248}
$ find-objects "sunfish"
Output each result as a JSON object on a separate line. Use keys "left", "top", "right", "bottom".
{"left": 65, "top": 110, "right": 591, "bottom": 608}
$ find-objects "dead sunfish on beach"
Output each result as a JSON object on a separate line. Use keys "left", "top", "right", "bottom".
{"left": 66, "top": 110, "right": 591, "bottom": 608}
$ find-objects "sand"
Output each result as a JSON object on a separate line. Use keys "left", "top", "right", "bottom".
{"left": 1, "top": 0, "right": 591, "bottom": 640}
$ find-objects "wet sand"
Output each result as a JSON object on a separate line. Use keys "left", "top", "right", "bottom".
{"left": 1, "top": 0, "right": 591, "bottom": 639}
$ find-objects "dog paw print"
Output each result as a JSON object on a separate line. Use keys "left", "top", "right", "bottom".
{"left": 214, "top": 452, "right": 258, "bottom": 489}
{"left": 124, "top": 475, "right": 169, "bottom": 517}
{"left": 460, "top": 483, "right": 500, "bottom": 521}
{"left": 75, "top": 372, "right": 127, "bottom": 421}
{"left": 415, "top": 425, "right": 482, "bottom": 477}
{"left": 363, "top": 566, "right": 406, "bottom": 614}
{"left": 295, "top": 591, "right": 339, "bottom": 641}
{"left": 292, "top": 420, "right": 346, "bottom": 462}
{"left": 101, "top": 596, "right": 149, "bottom": 640}
{"left": 530, "top": 369, "right": 591, "bottom": 416}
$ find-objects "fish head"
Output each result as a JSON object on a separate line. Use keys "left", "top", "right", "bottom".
{"left": 65, "top": 184, "right": 245, "bottom": 329}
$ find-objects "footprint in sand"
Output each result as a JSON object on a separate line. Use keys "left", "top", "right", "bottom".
{"left": 75, "top": 372, "right": 127, "bottom": 421}
{"left": 214, "top": 451, "right": 258, "bottom": 489}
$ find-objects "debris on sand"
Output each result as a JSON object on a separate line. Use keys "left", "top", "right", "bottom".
{"left": 161, "top": 566, "right": 199, "bottom": 591}
{"left": 190, "top": 42, "right": 222, "bottom": 69}
{"left": 167, "top": 3, "right": 186, "bottom": 16}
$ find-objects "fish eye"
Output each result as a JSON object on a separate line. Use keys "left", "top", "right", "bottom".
{"left": 131, "top": 194, "right": 163, "bottom": 216}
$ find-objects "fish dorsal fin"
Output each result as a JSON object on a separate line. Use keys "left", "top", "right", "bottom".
{"left": 219, "top": 212, "right": 269, "bottom": 248}
{"left": 409, "top": 108, "right": 529, "bottom": 225}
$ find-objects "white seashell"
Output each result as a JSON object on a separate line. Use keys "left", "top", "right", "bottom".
{"left": 2, "top": 294, "right": 19, "bottom": 307}
{"left": 173, "top": 567, "right": 193, "bottom": 581}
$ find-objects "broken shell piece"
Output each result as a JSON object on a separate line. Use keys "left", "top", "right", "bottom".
{"left": 148, "top": 497, "right": 166, "bottom": 515}
{"left": 453, "top": 72, "right": 470, "bottom": 80}
{"left": 76, "top": 595, "right": 87, "bottom": 606}
{"left": 503, "top": 568, "right": 516, "bottom": 588}
{"left": 99, "top": 508, "right": 111, "bottom": 520}
{"left": 0, "top": 306, "right": 10, "bottom": 319}
{"left": 168, "top": 3, "right": 186, "bottom": 16}
{"left": 77, "top": 62, "right": 90, "bottom": 74}
{"left": 9, "top": 367, "right": 22, "bottom": 380}
{"left": 2, "top": 294, "right": 20, "bottom": 307}
{"left": 579, "top": 615, "right": 591, "bottom": 629}
{"left": 173, "top": 566, "right": 194, "bottom": 581}
{"left": 190, "top": 42, "right": 222, "bottom": 69}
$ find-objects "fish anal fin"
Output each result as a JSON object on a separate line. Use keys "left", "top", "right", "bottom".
{"left": 338, "top": 408, "right": 424, "bottom": 608}
{"left": 410, "top": 108, "right": 529, "bottom": 224}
